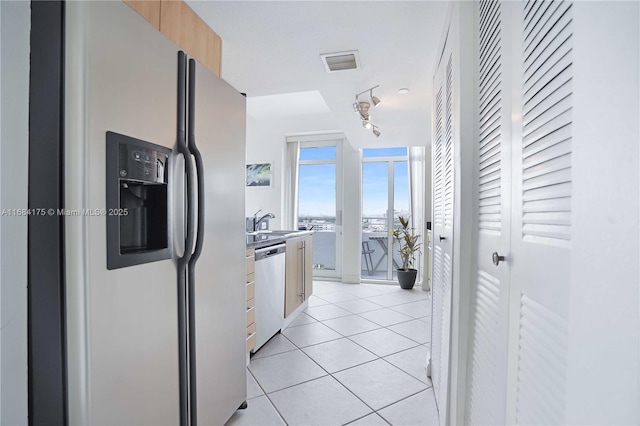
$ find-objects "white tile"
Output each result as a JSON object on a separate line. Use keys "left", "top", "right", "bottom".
{"left": 269, "top": 375, "right": 372, "bottom": 426}
{"left": 251, "top": 333, "right": 297, "bottom": 359}
{"left": 333, "top": 359, "right": 427, "bottom": 410}
{"left": 323, "top": 314, "right": 381, "bottom": 337}
{"left": 224, "top": 395, "right": 285, "bottom": 426}
{"left": 365, "top": 293, "right": 410, "bottom": 307}
{"left": 384, "top": 345, "right": 432, "bottom": 385}
{"left": 302, "top": 338, "right": 377, "bottom": 373}
{"left": 343, "top": 285, "right": 387, "bottom": 298}
{"left": 307, "top": 295, "right": 330, "bottom": 307}
{"left": 390, "top": 299, "right": 431, "bottom": 318}
{"left": 246, "top": 370, "right": 264, "bottom": 399}
{"left": 286, "top": 312, "right": 317, "bottom": 327}
{"left": 312, "top": 282, "right": 347, "bottom": 294}
{"left": 388, "top": 319, "right": 431, "bottom": 344}
{"left": 248, "top": 350, "right": 326, "bottom": 393}
{"left": 347, "top": 412, "right": 389, "bottom": 425}
{"left": 334, "top": 299, "right": 385, "bottom": 314}
{"left": 304, "top": 304, "right": 352, "bottom": 321}
{"left": 358, "top": 308, "right": 414, "bottom": 327}
{"left": 378, "top": 389, "right": 439, "bottom": 425}
{"left": 348, "top": 328, "right": 419, "bottom": 357}
{"left": 282, "top": 321, "right": 342, "bottom": 348}
{"left": 314, "top": 280, "right": 339, "bottom": 285}
{"left": 366, "top": 284, "right": 404, "bottom": 294}
{"left": 315, "top": 291, "right": 360, "bottom": 303}
{"left": 390, "top": 288, "right": 430, "bottom": 301}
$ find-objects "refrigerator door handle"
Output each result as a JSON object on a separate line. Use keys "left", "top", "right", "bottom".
{"left": 177, "top": 51, "right": 196, "bottom": 265}
{"left": 188, "top": 58, "right": 205, "bottom": 264}
{"left": 176, "top": 50, "right": 193, "bottom": 426}
{"left": 186, "top": 57, "right": 203, "bottom": 426}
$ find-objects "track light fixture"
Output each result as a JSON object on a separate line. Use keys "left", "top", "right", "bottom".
{"left": 353, "top": 85, "right": 382, "bottom": 137}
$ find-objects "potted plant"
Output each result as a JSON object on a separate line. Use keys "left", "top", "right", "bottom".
{"left": 392, "top": 215, "right": 421, "bottom": 289}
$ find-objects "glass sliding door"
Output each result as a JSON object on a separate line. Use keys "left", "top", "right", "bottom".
{"left": 361, "top": 148, "right": 409, "bottom": 281}
{"left": 362, "top": 162, "right": 390, "bottom": 280}
{"left": 298, "top": 142, "right": 342, "bottom": 278}
{"left": 393, "top": 160, "right": 410, "bottom": 280}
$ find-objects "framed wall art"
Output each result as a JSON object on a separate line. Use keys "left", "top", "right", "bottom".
{"left": 246, "top": 163, "right": 272, "bottom": 187}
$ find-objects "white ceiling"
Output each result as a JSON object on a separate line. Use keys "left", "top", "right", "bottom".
{"left": 186, "top": 1, "right": 449, "bottom": 149}
{"left": 245, "top": 90, "right": 335, "bottom": 121}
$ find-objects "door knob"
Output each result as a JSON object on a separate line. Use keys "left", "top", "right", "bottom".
{"left": 439, "top": 235, "right": 446, "bottom": 241}
{"left": 492, "top": 252, "right": 505, "bottom": 266}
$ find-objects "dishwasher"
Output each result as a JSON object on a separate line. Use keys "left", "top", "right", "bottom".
{"left": 254, "top": 243, "right": 286, "bottom": 351}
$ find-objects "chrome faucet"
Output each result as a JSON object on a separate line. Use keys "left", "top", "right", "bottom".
{"left": 255, "top": 212, "right": 275, "bottom": 230}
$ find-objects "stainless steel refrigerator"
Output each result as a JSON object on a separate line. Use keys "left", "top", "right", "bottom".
{"left": 63, "top": 2, "right": 247, "bottom": 425}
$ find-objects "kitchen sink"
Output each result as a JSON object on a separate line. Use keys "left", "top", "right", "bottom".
{"left": 247, "top": 229, "right": 299, "bottom": 237}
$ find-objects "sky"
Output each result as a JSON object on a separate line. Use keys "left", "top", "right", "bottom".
{"left": 298, "top": 147, "right": 409, "bottom": 218}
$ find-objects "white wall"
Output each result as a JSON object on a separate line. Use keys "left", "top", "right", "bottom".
{"left": 0, "top": 1, "right": 30, "bottom": 424}
{"left": 341, "top": 142, "right": 362, "bottom": 283}
{"left": 245, "top": 112, "right": 339, "bottom": 227}
{"left": 567, "top": 2, "right": 639, "bottom": 423}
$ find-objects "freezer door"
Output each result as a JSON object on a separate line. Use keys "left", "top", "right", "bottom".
{"left": 64, "top": 2, "right": 183, "bottom": 425}
{"left": 190, "top": 60, "right": 248, "bottom": 424}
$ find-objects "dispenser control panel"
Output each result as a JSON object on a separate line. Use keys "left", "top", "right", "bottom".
{"left": 118, "top": 143, "right": 168, "bottom": 184}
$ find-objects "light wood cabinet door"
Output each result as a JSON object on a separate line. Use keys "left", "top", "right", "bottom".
{"left": 285, "top": 235, "right": 314, "bottom": 317}
{"left": 159, "top": 0, "right": 222, "bottom": 77}
{"left": 123, "top": 0, "right": 161, "bottom": 30}
{"left": 302, "top": 235, "right": 313, "bottom": 301}
{"left": 284, "top": 238, "right": 303, "bottom": 317}
{"left": 123, "top": 0, "right": 223, "bottom": 77}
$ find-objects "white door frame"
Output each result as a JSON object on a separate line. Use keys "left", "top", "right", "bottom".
{"left": 431, "top": 2, "right": 477, "bottom": 425}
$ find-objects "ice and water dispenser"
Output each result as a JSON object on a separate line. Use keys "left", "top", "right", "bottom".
{"left": 106, "top": 131, "right": 172, "bottom": 269}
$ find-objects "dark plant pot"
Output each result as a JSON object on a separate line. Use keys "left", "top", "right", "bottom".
{"left": 397, "top": 268, "right": 418, "bottom": 289}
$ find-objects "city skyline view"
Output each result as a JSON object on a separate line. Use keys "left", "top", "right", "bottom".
{"left": 298, "top": 147, "right": 409, "bottom": 218}
{"left": 298, "top": 147, "right": 410, "bottom": 275}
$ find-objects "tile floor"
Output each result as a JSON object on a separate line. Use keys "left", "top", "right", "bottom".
{"left": 226, "top": 281, "right": 438, "bottom": 426}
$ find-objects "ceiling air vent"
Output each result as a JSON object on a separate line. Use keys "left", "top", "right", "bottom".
{"left": 320, "top": 50, "right": 360, "bottom": 73}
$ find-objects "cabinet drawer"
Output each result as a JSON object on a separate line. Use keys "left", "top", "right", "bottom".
{"left": 246, "top": 297, "right": 255, "bottom": 311}
{"left": 246, "top": 281, "right": 255, "bottom": 300}
{"left": 246, "top": 332, "right": 256, "bottom": 352}
{"left": 246, "top": 306, "right": 255, "bottom": 326}
{"left": 246, "top": 248, "right": 255, "bottom": 258}
{"left": 247, "top": 322, "right": 256, "bottom": 336}
{"left": 244, "top": 257, "right": 256, "bottom": 275}
{"left": 245, "top": 257, "right": 255, "bottom": 275}
{"left": 246, "top": 272, "right": 255, "bottom": 284}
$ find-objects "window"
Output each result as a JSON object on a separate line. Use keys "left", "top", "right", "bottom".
{"left": 296, "top": 140, "right": 342, "bottom": 278}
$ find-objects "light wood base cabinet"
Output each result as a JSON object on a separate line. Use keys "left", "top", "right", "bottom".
{"left": 285, "top": 234, "right": 313, "bottom": 317}
{"left": 245, "top": 248, "right": 256, "bottom": 353}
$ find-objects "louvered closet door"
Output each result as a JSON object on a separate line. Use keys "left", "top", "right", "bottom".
{"left": 506, "top": 1, "right": 573, "bottom": 423}
{"left": 431, "top": 39, "right": 454, "bottom": 417}
{"left": 466, "top": 1, "right": 512, "bottom": 424}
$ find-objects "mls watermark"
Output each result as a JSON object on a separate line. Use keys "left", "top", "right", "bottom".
{"left": 1, "top": 208, "right": 129, "bottom": 217}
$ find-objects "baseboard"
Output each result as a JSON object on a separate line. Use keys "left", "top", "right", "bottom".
{"left": 341, "top": 274, "right": 360, "bottom": 284}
